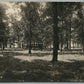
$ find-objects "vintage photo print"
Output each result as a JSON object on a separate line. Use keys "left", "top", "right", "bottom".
{"left": 0, "top": 1, "right": 84, "bottom": 82}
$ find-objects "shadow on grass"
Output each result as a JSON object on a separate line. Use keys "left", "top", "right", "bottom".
{"left": 0, "top": 56, "right": 84, "bottom": 82}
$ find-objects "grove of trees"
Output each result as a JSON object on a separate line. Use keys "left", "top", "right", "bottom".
{"left": 0, "top": 2, "right": 84, "bottom": 62}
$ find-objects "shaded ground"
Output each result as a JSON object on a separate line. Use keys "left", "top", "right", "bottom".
{"left": 0, "top": 48, "right": 84, "bottom": 82}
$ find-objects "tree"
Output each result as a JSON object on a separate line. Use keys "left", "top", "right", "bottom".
{"left": 51, "top": 2, "right": 59, "bottom": 62}
{"left": 73, "top": 3, "right": 84, "bottom": 52}
{"left": 50, "top": 2, "right": 81, "bottom": 62}
{"left": 0, "top": 4, "right": 8, "bottom": 50}
{"left": 5, "top": 2, "right": 24, "bottom": 48}
{"left": 20, "top": 2, "right": 41, "bottom": 54}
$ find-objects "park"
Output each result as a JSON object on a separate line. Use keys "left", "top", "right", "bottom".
{"left": 0, "top": 2, "right": 84, "bottom": 82}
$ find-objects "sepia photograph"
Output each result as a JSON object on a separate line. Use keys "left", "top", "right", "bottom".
{"left": 0, "top": 1, "right": 84, "bottom": 82}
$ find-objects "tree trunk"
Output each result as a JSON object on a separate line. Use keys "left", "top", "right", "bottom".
{"left": 2, "top": 38, "right": 5, "bottom": 50}
{"left": 26, "top": 40, "right": 28, "bottom": 49}
{"left": 60, "top": 19, "right": 64, "bottom": 51}
{"left": 50, "top": 41, "right": 52, "bottom": 51}
{"left": 82, "top": 44, "right": 84, "bottom": 52}
{"left": 10, "top": 39, "right": 11, "bottom": 48}
{"left": 73, "top": 41, "right": 74, "bottom": 49}
{"left": 5, "top": 40, "right": 7, "bottom": 48}
{"left": 29, "top": 41, "right": 31, "bottom": 54}
{"left": 82, "top": 24, "right": 84, "bottom": 52}
{"left": 13, "top": 38, "right": 15, "bottom": 48}
{"left": 52, "top": 3, "right": 59, "bottom": 62}
{"left": 66, "top": 38, "right": 68, "bottom": 50}
{"left": 17, "top": 35, "right": 20, "bottom": 48}
{"left": 60, "top": 32, "right": 63, "bottom": 51}
{"left": 69, "top": 16, "right": 72, "bottom": 50}
{"left": 29, "top": 26, "right": 32, "bottom": 54}
{"left": 2, "top": 43, "right": 4, "bottom": 50}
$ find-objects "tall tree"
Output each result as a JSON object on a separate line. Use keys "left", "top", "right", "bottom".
{"left": 0, "top": 4, "right": 8, "bottom": 50}
{"left": 51, "top": 2, "right": 59, "bottom": 62}
{"left": 74, "top": 3, "right": 84, "bottom": 52}
{"left": 51, "top": 2, "right": 81, "bottom": 62}
{"left": 21, "top": 2, "right": 40, "bottom": 54}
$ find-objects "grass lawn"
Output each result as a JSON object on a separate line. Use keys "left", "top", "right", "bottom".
{"left": 0, "top": 48, "right": 84, "bottom": 82}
